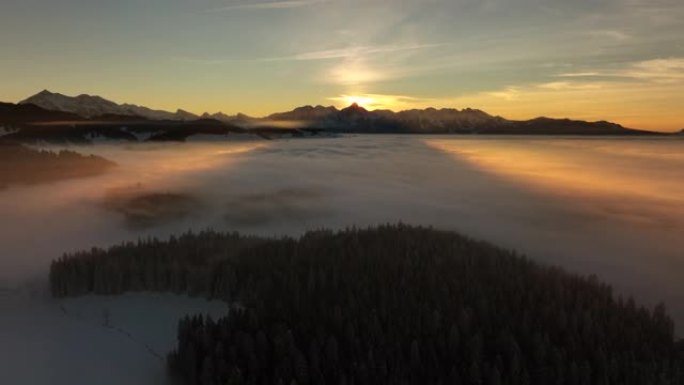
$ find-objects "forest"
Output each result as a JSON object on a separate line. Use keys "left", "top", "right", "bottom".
{"left": 50, "top": 224, "right": 684, "bottom": 385}
{"left": 0, "top": 142, "right": 115, "bottom": 188}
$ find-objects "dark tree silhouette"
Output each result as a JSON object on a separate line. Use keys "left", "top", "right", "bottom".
{"left": 50, "top": 225, "right": 684, "bottom": 385}
{"left": 0, "top": 142, "right": 115, "bottom": 187}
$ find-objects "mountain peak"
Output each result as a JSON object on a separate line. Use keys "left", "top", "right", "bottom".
{"left": 341, "top": 103, "right": 368, "bottom": 114}
{"left": 36, "top": 89, "right": 55, "bottom": 96}
{"left": 175, "top": 109, "right": 199, "bottom": 120}
{"left": 267, "top": 104, "right": 338, "bottom": 121}
{"left": 17, "top": 90, "right": 189, "bottom": 121}
{"left": 23, "top": 89, "right": 60, "bottom": 102}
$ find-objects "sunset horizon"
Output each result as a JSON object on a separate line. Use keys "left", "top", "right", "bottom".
{"left": 2, "top": 2, "right": 683, "bottom": 385}
{"left": 2, "top": 0, "right": 682, "bottom": 132}
{"left": 6, "top": 87, "right": 683, "bottom": 133}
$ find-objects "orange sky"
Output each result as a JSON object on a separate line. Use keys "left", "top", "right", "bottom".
{"left": 1, "top": 0, "right": 682, "bottom": 132}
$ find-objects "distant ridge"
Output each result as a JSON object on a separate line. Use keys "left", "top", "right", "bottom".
{"left": 20, "top": 90, "right": 205, "bottom": 121}
{"left": 2, "top": 90, "right": 666, "bottom": 139}
{"left": 264, "top": 102, "right": 647, "bottom": 135}
{"left": 0, "top": 101, "right": 84, "bottom": 124}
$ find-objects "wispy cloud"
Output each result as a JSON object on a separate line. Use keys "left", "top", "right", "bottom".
{"left": 314, "top": 44, "right": 450, "bottom": 86}
{"left": 537, "top": 81, "right": 603, "bottom": 91}
{"left": 325, "top": 59, "right": 388, "bottom": 86}
{"left": 455, "top": 52, "right": 684, "bottom": 130}
{"left": 172, "top": 56, "right": 246, "bottom": 65}
{"left": 484, "top": 81, "right": 606, "bottom": 102}
{"left": 586, "top": 29, "right": 632, "bottom": 41}
{"left": 289, "top": 44, "right": 445, "bottom": 61}
{"left": 172, "top": 42, "right": 449, "bottom": 87}
{"left": 486, "top": 87, "right": 522, "bottom": 101}
{"left": 209, "top": 0, "right": 329, "bottom": 12}
{"left": 172, "top": 43, "right": 444, "bottom": 65}
{"left": 626, "top": 58, "right": 684, "bottom": 83}
{"left": 557, "top": 72, "right": 603, "bottom": 78}
{"left": 557, "top": 58, "right": 684, "bottom": 83}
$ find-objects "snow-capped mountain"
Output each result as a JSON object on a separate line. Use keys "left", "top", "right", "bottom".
{"left": 19, "top": 90, "right": 198, "bottom": 121}
{"left": 262, "top": 103, "right": 645, "bottom": 134}
{"left": 264, "top": 103, "right": 509, "bottom": 132}
{"left": 20, "top": 90, "right": 121, "bottom": 118}
{"left": 8, "top": 90, "right": 655, "bottom": 137}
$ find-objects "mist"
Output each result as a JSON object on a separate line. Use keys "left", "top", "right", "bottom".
{"left": 1, "top": 135, "right": 684, "bottom": 329}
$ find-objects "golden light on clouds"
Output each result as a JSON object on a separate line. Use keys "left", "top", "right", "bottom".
{"left": 325, "top": 60, "right": 386, "bottom": 86}
{"left": 102, "top": 142, "right": 269, "bottom": 187}
{"left": 454, "top": 80, "right": 684, "bottom": 132}
{"left": 424, "top": 138, "right": 684, "bottom": 208}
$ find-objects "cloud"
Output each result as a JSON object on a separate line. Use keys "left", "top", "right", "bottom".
{"left": 451, "top": 75, "right": 684, "bottom": 131}
{"left": 486, "top": 87, "right": 522, "bottom": 101}
{"left": 586, "top": 30, "right": 631, "bottom": 41}
{"left": 557, "top": 72, "right": 603, "bottom": 78}
{"left": 171, "top": 57, "right": 246, "bottom": 65}
{"left": 171, "top": 43, "right": 444, "bottom": 66}
{"left": 557, "top": 58, "right": 684, "bottom": 83}
{"left": 626, "top": 58, "right": 684, "bottom": 83}
{"left": 171, "top": 43, "right": 445, "bottom": 87}
{"left": 313, "top": 43, "right": 450, "bottom": 86}
{"left": 537, "top": 81, "right": 603, "bottom": 91}
{"left": 289, "top": 43, "right": 445, "bottom": 61}
{"left": 210, "top": 0, "right": 328, "bottom": 12}
{"left": 325, "top": 59, "right": 388, "bottom": 86}
{"left": 486, "top": 82, "right": 604, "bottom": 101}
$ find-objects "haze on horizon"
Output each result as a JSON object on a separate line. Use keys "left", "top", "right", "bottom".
{"left": 1, "top": 0, "right": 683, "bottom": 132}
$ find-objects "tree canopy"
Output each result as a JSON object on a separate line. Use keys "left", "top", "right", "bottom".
{"left": 50, "top": 224, "right": 684, "bottom": 385}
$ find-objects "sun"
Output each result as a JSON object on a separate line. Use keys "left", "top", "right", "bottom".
{"left": 331, "top": 93, "right": 407, "bottom": 111}
{"left": 342, "top": 95, "right": 376, "bottom": 109}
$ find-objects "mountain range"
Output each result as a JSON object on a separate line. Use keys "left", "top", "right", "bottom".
{"left": 20, "top": 90, "right": 203, "bottom": 121}
{"left": 0, "top": 90, "right": 664, "bottom": 143}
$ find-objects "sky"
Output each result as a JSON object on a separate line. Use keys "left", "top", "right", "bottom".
{"left": 0, "top": 0, "right": 682, "bottom": 131}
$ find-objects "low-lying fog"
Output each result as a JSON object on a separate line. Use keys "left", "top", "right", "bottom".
{"left": 1, "top": 135, "right": 683, "bottom": 382}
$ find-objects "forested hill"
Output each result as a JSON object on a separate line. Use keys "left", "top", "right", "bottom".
{"left": 0, "top": 142, "right": 115, "bottom": 188}
{"left": 50, "top": 225, "right": 684, "bottom": 385}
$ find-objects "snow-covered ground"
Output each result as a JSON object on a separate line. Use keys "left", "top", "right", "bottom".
{"left": 0, "top": 286, "right": 227, "bottom": 385}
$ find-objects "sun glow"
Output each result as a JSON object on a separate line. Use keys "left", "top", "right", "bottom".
{"left": 423, "top": 138, "right": 684, "bottom": 205}
{"left": 331, "top": 93, "right": 422, "bottom": 111}
{"left": 341, "top": 95, "right": 376, "bottom": 109}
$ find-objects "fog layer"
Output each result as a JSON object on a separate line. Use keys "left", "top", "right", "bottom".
{"left": 1, "top": 135, "right": 683, "bottom": 328}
